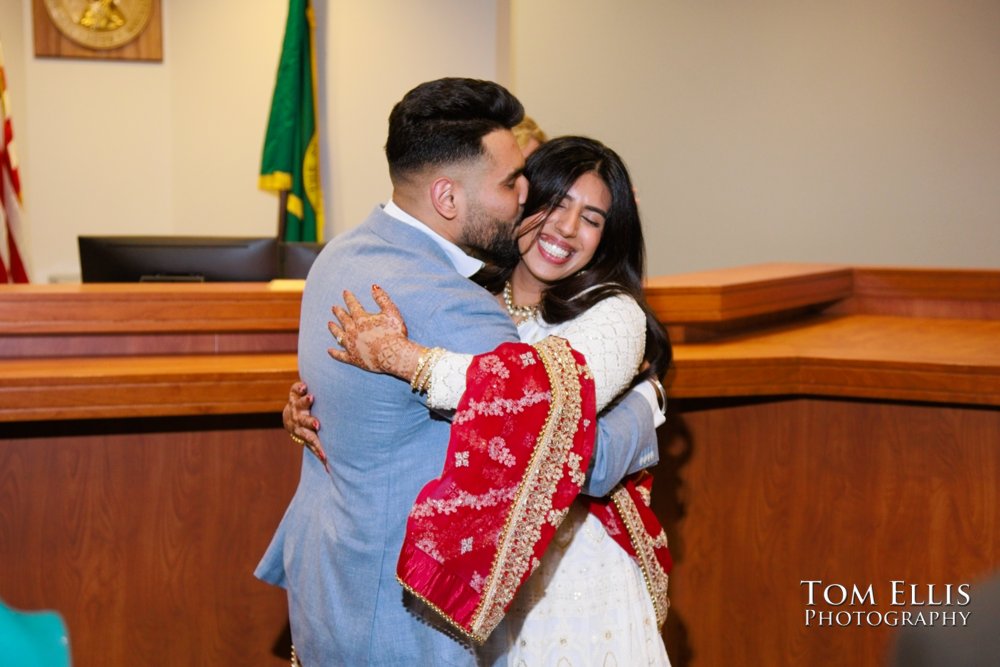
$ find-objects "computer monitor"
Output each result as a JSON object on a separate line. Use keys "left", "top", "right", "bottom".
{"left": 78, "top": 236, "right": 279, "bottom": 282}
{"left": 279, "top": 242, "right": 326, "bottom": 279}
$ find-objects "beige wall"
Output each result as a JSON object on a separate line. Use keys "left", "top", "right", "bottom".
{"left": 322, "top": 0, "right": 500, "bottom": 237}
{"left": 511, "top": 0, "right": 1000, "bottom": 274}
{"left": 4, "top": 1, "right": 998, "bottom": 282}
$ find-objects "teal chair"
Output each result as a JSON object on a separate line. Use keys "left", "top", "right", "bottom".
{"left": 0, "top": 600, "right": 71, "bottom": 666}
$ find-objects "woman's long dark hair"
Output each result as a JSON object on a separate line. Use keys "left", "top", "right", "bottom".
{"left": 476, "top": 135, "right": 672, "bottom": 381}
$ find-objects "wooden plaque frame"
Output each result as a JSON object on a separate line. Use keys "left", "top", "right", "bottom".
{"left": 32, "top": 0, "right": 163, "bottom": 62}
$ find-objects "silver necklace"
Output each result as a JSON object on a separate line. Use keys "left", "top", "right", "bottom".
{"left": 503, "top": 281, "right": 539, "bottom": 320}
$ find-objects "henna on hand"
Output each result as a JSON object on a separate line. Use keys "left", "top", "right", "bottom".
{"left": 282, "top": 380, "right": 328, "bottom": 469}
{"left": 327, "top": 285, "right": 425, "bottom": 381}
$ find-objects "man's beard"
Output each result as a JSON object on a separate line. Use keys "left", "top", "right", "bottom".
{"left": 459, "top": 204, "right": 522, "bottom": 269}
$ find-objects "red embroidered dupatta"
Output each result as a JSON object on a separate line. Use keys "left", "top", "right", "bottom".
{"left": 397, "top": 337, "right": 673, "bottom": 642}
{"left": 587, "top": 471, "right": 673, "bottom": 626}
{"left": 397, "top": 337, "right": 596, "bottom": 643}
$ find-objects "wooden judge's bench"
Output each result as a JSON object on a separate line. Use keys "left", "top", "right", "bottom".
{"left": 1, "top": 264, "right": 998, "bottom": 666}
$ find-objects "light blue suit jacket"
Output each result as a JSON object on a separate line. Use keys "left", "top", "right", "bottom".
{"left": 256, "top": 207, "right": 659, "bottom": 665}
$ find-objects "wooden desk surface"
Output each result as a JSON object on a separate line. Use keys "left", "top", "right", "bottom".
{"left": 671, "top": 314, "right": 1000, "bottom": 405}
{"left": 0, "top": 281, "right": 302, "bottom": 333}
{"left": 0, "top": 353, "right": 298, "bottom": 421}
{"left": 1, "top": 266, "right": 998, "bottom": 421}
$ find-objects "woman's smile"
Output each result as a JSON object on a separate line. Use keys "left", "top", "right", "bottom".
{"left": 536, "top": 234, "right": 575, "bottom": 263}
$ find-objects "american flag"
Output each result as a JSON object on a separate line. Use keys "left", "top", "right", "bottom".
{"left": 1, "top": 39, "right": 28, "bottom": 283}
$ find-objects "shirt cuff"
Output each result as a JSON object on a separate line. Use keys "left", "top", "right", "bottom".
{"left": 632, "top": 381, "right": 666, "bottom": 428}
{"left": 425, "top": 351, "right": 473, "bottom": 410}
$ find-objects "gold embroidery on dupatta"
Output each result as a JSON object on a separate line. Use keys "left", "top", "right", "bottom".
{"left": 395, "top": 575, "right": 481, "bottom": 645}
{"left": 468, "top": 337, "right": 587, "bottom": 641}
{"left": 611, "top": 485, "right": 671, "bottom": 627}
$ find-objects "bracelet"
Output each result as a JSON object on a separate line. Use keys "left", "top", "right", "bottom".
{"left": 648, "top": 376, "right": 667, "bottom": 413}
{"left": 417, "top": 348, "right": 446, "bottom": 395}
{"left": 410, "top": 347, "right": 435, "bottom": 391}
{"left": 411, "top": 347, "right": 445, "bottom": 394}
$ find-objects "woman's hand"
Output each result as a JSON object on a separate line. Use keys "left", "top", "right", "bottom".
{"left": 283, "top": 381, "right": 328, "bottom": 471}
{"left": 327, "top": 285, "right": 425, "bottom": 381}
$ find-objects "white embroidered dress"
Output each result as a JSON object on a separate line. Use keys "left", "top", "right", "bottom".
{"left": 427, "top": 293, "right": 671, "bottom": 667}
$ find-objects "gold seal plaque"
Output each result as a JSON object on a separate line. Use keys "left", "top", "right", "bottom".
{"left": 33, "top": 0, "right": 161, "bottom": 61}
{"left": 43, "top": 0, "right": 153, "bottom": 50}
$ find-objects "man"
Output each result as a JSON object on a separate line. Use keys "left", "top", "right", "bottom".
{"left": 256, "top": 78, "right": 661, "bottom": 665}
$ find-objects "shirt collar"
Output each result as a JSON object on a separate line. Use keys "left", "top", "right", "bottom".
{"left": 383, "top": 200, "right": 485, "bottom": 278}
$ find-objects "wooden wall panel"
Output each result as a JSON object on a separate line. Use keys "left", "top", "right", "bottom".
{"left": 654, "top": 398, "right": 1000, "bottom": 667}
{"left": 0, "top": 332, "right": 298, "bottom": 359}
{"left": 0, "top": 417, "right": 302, "bottom": 666}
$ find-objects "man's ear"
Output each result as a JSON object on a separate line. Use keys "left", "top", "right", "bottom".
{"left": 429, "top": 177, "right": 459, "bottom": 220}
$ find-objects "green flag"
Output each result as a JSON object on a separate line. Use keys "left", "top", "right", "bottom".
{"left": 259, "top": 0, "right": 323, "bottom": 242}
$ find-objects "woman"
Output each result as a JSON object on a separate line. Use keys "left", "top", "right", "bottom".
{"left": 512, "top": 115, "right": 548, "bottom": 157}
{"left": 290, "top": 136, "right": 672, "bottom": 665}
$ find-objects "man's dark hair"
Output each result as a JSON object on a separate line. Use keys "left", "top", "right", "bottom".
{"left": 385, "top": 78, "right": 524, "bottom": 181}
